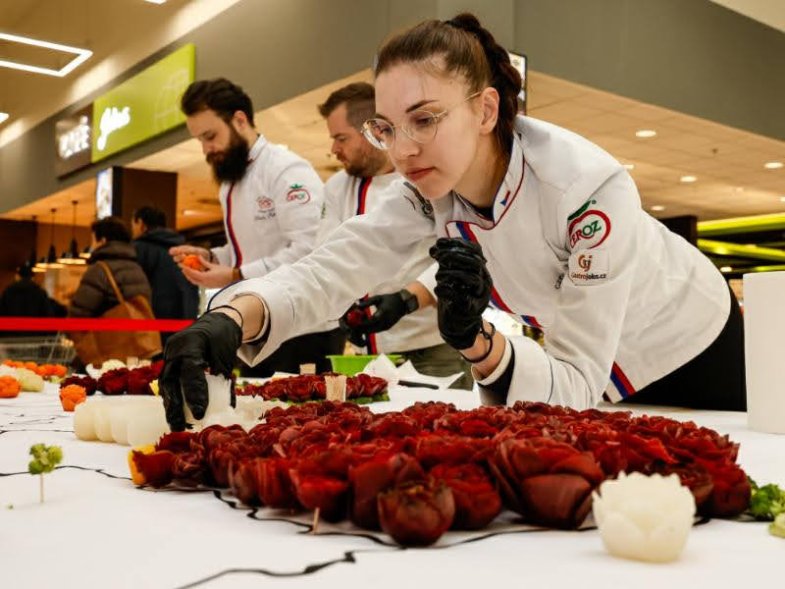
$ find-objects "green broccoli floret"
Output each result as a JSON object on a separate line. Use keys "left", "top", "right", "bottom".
{"left": 771, "top": 514, "right": 785, "bottom": 538}
{"left": 748, "top": 482, "right": 785, "bottom": 520}
{"left": 28, "top": 443, "right": 63, "bottom": 503}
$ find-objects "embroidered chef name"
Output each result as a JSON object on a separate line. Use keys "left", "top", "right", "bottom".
{"left": 255, "top": 196, "right": 276, "bottom": 220}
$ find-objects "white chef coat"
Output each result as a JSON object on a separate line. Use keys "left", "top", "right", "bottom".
{"left": 210, "top": 135, "right": 323, "bottom": 279}
{"left": 317, "top": 170, "right": 443, "bottom": 353}
{"left": 212, "top": 116, "right": 729, "bottom": 410}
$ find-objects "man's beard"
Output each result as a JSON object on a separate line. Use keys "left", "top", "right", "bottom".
{"left": 208, "top": 130, "right": 250, "bottom": 183}
{"left": 344, "top": 148, "right": 389, "bottom": 178}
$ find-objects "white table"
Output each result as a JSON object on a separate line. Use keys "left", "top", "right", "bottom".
{"left": 1, "top": 383, "right": 783, "bottom": 589}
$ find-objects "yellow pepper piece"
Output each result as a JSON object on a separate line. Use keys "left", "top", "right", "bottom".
{"left": 127, "top": 445, "right": 156, "bottom": 485}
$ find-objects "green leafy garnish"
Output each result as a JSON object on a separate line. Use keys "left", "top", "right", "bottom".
{"left": 771, "top": 514, "right": 785, "bottom": 539}
{"left": 28, "top": 443, "right": 63, "bottom": 503}
{"left": 748, "top": 478, "right": 785, "bottom": 521}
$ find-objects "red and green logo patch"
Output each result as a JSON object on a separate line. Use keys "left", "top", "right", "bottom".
{"left": 568, "top": 209, "right": 611, "bottom": 249}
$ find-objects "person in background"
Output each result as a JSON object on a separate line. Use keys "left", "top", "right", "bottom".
{"left": 0, "top": 264, "right": 65, "bottom": 336}
{"left": 317, "top": 82, "right": 471, "bottom": 388}
{"left": 169, "top": 78, "right": 345, "bottom": 375}
{"left": 68, "top": 217, "right": 154, "bottom": 366}
{"left": 132, "top": 206, "right": 199, "bottom": 344}
{"left": 159, "top": 14, "right": 744, "bottom": 431}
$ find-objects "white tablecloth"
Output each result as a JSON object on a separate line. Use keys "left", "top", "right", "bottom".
{"left": 1, "top": 383, "right": 783, "bottom": 589}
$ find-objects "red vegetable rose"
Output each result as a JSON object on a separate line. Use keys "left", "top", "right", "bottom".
{"left": 430, "top": 463, "right": 501, "bottom": 530}
{"left": 228, "top": 457, "right": 261, "bottom": 506}
{"left": 378, "top": 478, "right": 455, "bottom": 546}
{"left": 344, "top": 308, "right": 365, "bottom": 328}
{"left": 289, "top": 469, "right": 349, "bottom": 522}
{"left": 156, "top": 431, "right": 196, "bottom": 453}
{"left": 349, "top": 452, "right": 425, "bottom": 530}
{"left": 97, "top": 368, "right": 129, "bottom": 395}
{"left": 255, "top": 457, "right": 299, "bottom": 509}
{"left": 132, "top": 450, "right": 176, "bottom": 488}
{"left": 61, "top": 374, "right": 98, "bottom": 396}
{"left": 489, "top": 437, "right": 603, "bottom": 528}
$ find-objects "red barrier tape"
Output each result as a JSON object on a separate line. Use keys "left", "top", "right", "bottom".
{"left": 0, "top": 317, "right": 194, "bottom": 332}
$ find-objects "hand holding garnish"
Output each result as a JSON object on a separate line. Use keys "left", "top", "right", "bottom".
{"left": 28, "top": 443, "right": 63, "bottom": 503}
{"left": 182, "top": 254, "right": 205, "bottom": 271}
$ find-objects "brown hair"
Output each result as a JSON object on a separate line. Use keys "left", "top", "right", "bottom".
{"left": 318, "top": 82, "right": 376, "bottom": 130}
{"left": 374, "top": 13, "right": 521, "bottom": 152}
{"left": 180, "top": 78, "right": 254, "bottom": 126}
{"left": 91, "top": 216, "right": 130, "bottom": 243}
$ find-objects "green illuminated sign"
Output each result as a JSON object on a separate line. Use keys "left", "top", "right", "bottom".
{"left": 92, "top": 43, "right": 195, "bottom": 161}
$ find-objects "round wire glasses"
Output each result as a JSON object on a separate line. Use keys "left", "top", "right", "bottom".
{"left": 362, "top": 91, "right": 482, "bottom": 150}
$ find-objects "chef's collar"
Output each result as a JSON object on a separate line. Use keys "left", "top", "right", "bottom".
{"left": 247, "top": 133, "right": 267, "bottom": 163}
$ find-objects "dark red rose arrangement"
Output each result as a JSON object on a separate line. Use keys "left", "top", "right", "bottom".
{"left": 59, "top": 374, "right": 98, "bottom": 396}
{"left": 237, "top": 373, "right": 389, "bottom": 404}
{"left": 59, "top": 361, "right": 163, "bottom": 397}
{"left": 130, "top": 401, "right": 751, "bottom": 546}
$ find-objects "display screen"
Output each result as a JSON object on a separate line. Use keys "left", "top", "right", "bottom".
{"left": 508, "top": 51, "right": 527, "bottom": 114}
{"left": 95, "top": 168, "right": 114, "bottom": 219}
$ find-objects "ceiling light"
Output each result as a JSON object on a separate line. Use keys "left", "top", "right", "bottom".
{"left": 720, "top": 266, "right": 733, "bottom": 273}
{"left": 0, "top": 112, "right": 8, "bottom": 124}
{"left": 0, "top": 32, "right": 92, "bottom": 77}
{"left": 764, "top": 161, "right": 783, "bottom": 170}
{"left": 144, "top": 0, "right": 167, "bottom": 4}
{"left": 680, "top": 175, "right": 697, "bottom": 183}
{"left": 623, "top": 163, "right": 635, "bottom": 170}
{"left": 635, "top": 129, "right": 657, "bottom": 138}
{"left": 651, "top": 205, "right": 666, "bottom": 212}
{"left": 36, "top": 208, "right": 65, "bottom": 270}
{"left": 58, "top": 200, "right": 86, "bottom": 265}
{"left": 781, "top": 197, "right": 785, "bottom": 202}
{"left": 181, "top": 209, "right": 209, "bottom": 216}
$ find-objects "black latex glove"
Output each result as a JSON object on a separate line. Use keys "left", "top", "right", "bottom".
{"left": 339, "top": 304, "right": 369, "bottom": 348}
{"left": 429, "top": 237, "right": 492, "bottom": 350}
{"left": 159, "top": 312, "right": 242, "bottom": 431}
{"left": 339, "top": 290, "right": 418, "bottom": 347}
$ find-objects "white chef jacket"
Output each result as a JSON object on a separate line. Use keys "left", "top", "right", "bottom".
{"left": 316, "top": 170, "right": 443, "bottom": 353}
{"left": 210, "top": 135, "right": 323, "bottom": 279}
{"left": 212, "top": 116, "right": 729, "bottom": 410}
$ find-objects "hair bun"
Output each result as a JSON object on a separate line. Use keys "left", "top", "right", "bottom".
{"left": 446, "top": 13, "right": 482, "bottom": 35}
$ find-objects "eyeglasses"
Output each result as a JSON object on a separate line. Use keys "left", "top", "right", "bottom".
{"left": 362, "top": 91, "right": 482, "bottom": 150}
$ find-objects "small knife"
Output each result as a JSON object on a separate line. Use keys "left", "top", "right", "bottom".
{"left": 398, "top": 379, "right": 440, "bottom": 390}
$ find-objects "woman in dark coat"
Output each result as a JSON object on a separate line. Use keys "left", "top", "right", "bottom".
{"left": 68, "top": 216, "right": 156, "bottom": 367}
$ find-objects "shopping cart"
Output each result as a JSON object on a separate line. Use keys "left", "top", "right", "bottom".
{"left": 0, "top": 334, "right": 76, "bottom": 365}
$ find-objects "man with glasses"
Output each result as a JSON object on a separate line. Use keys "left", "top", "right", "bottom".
{"left": 318, "top": 83, "right": 470, "bottom": 388}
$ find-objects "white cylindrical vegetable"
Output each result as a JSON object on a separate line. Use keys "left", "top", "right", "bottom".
{"left": 109, "top": 406, "right": 132, "bottom": 446}
{"left": 93, "top": 404, "right": 114, "bottom": 442}
{"left": 592, "top": 472, "right": 696, "bottom": 563}
{"left": 127, "top": 406, "right": 169, "bottom": 447}
{"left": 73, "top": 402, "right": 98, "bottom": 441}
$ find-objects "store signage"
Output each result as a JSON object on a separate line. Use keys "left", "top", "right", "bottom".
{"left": 96, "top": 106, "right": 131, "bottom": 151}
{"left": 91, "top": 43, "right": 195, "bottom": 161}
{"left": 54, "top": 105, "right": 92, "bottom": 177}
